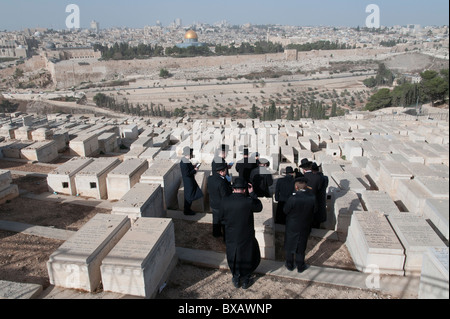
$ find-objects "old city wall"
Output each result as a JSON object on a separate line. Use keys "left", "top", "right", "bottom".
{"left": 50, "top": 47, "right": 392, "bottom": 89}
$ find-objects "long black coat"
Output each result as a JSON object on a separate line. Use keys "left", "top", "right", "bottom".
{"left": 250, "top": 167, "right": 273, "bottom": 198}
{"left": 207, "top": 174, "right": 232, "bottom": 211}
{"left": 180, "top": 158, "right": 203, "bottom": 203}
{"left": 283, "top": 190, "right": 316, "bottom": 253}
{"left": 236, "top": 158, "right": 257, "bottom": 183}
{"left": 220, "top": 192, "right": 263, "bottom": 277}
{"left": 275, "top": 175, "right": 295, "bottom": 203}
{"left": 316, "top": 173, "right": 329, "bottom": 224}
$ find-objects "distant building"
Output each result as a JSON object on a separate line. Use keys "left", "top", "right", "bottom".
{"left": 176, "top": 30, "right": 207, "bottom": 49}
{"left": 90, "top": 20, "right": 100, "bottom": 33}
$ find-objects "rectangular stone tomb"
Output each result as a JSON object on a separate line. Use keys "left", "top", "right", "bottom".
{"left": 361, "top": 191, "right": 401, "bottom": 216}
{"left": 423, "top": 198, "right": 449, "bottom": 241}
{"left": 140, "top": 160, "right": 181, "bottom": 210}
{"left": 74, "top": 157, "right": 121, "bottom": 199}
{"left": 419, "top": 247, "right": 449, "bottom": 299}
{"left": 346, "top": 211, "right": 405, "bottom": 275}
{"left": 254, "top": 197, "right": 275, "bottom": 260}
{"left": 327, "top": 189, "right": 363, "bottom": 234}
{"left": 47, "top": 214, "right": 131, "bottom": 292}
{"left": 101, "top": 218, "right": 177, "bottom": 299}
{"left": 47, "top": 157, "right": 94, "bottom": 196}
{"left": 69, "top": 134, "right": 99, "bottom": 157}
{"left": 387, "top": 214, "right": 447, "bottom": 276}
{"left": 106, "top": 159, "right": 149, "bottom": 200}
{"left": 20, "top": 140, "right": 58, "bottom": 163}
{"left": 112, "top": 183, "right": 165, "bottom": 220}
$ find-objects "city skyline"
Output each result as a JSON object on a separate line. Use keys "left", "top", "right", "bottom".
{"left": 0, "top": 0, "right": 449, "bottom": 31}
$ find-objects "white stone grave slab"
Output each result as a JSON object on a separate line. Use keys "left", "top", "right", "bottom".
{"left": 47, "top": 214, "right": 131, "bottom": 292}
{"left": 112, "top": 183, "right": 165, "bottom": 220}
{"left": 47, "top": 157, "right": 94, "bottom": 196}
{"left": 75, "top": 157, "right": 121, "bottom": 199}
{"left": 140, "top": 160, "right": 181, "bottom": 210}
{"left": 423, "top": 198, "right": 449, "bottom": 241}
{"left": 387, "top": 214, "right": 446, "bottom": 276}
{"left": 361, "top": 191, "right": 401, "bottom": 215}
{"left": 419, "top": 247, "right": 449, "bottom": 299}
{"left": 346, "top": 211, "right": 405, "bottom": 275}
{"left": 106, "top": 159, "right": 149, "bottom": 200}
{"left": 254, "top": 197, "right": 275, "bottom": 260}
{"left": 101, "top": 218, "right": 177, "bottom": 299}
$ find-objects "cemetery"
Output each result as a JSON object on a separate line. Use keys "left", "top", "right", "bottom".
{"left": 0, "top": 109, "right": 448, "bottom": 299}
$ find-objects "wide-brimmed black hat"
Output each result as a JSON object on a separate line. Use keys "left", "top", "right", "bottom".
{"left": 233, "top": 177, "right": 248, "bottom": 189}
{"left": 311, "top": 162, "right": 321, "bottom": 171}
{"left": 299, "top": 158, "right": 312, "bottom": 168}
{"left": 215, "top": 163, "right": 228, "bottom": 172}
{"left": 285, "top": 166, "right": 294, "bottom": 174}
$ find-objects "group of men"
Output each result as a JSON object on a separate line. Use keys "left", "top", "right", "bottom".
{"left": 180, "top": 145, "right": 329, "bottom": 289}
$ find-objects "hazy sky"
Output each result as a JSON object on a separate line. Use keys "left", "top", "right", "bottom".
{"left": 0, "top": 0, "right": 448, "bottom": 30}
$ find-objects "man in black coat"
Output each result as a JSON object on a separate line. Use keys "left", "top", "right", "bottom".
{"left": 212, "top": 144, "right": 232, "bottom": 182}
{"left": 220, "top": 178, "right": 263, "bottom": 289}
{"left": 299, "top": 158, "right": 323, "bottom": 228}
{"left": 284, "top": 177, "right": 316, "bottom": 273}
{"left": 235, "top": 148, "right": 258, "bottom": 184}
{"left": 249, "top": 158, "right": 273, "bottom": 198}
{"left": 274, "top": 166, "right": 296, "bottom": 225}
{"left": 180, "top": 147, "right": 203, "bottom": 216}
{"left": 311, "top": 163, "right": 329, "bottom": 228}
{"left": 207, "top": 163, "right": 232, "bottom": 238}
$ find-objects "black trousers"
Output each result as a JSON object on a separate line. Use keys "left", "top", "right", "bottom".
{"left": 184, "top": 198, "right": 192, "bottom": 213}
{"left": 275, "top": 201, "right": 286, "bottom": 225}
{"left": 285, "top": 235, "right": 308, "bottom": 269}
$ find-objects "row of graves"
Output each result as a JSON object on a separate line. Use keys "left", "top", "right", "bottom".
{"left": 0, "top": 110, "right": 448, "bottom": 299}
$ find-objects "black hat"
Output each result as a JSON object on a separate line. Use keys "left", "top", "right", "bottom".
{"left": 285, "top": 166, "right": 294, "bottom": 174}
{"left": 295, "top": 177, "right": 309, "bottom": 184}
{"left": 183, "top": 146, "right": 192, "bottom": 156}
{"left": 243, "top": 148, "right": 249, "bottom": 156}
{"left": 215, "top": 163, "right": 228, "bottom": 172}
{"left": 299, "top": 158, "right": 312, "bottom": 168}
{"left": 233, "top": 177, "right": 248, "bottom": 189}
{"left": 311, "top": 162, "right": 321, "bottom": 171}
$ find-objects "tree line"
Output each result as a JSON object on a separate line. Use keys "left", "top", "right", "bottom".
{"left": 365, "top": 69, "right": 449, "bottom": 111}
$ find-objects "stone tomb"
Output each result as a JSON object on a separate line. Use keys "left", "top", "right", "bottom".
{"left": 74, "top": 157, "right": 121, "bottom": 199}
{"left": 360, "top": 191, "right": 401, "bottom": 216}
{"left": 20, "top": 140, "right": 59, "bottom": 163}
{"left": 418, "top": 247, "right": 449, "bottom": 299}
{"left": 47, "top": 214, "right": 131, "bottom": 292}
{"left": 69, "top": 134, "right": 100, "bottom": 157}
{"left": 423, "top": 198, "right": 449, "bottom": 241}
{"left": 346, "top": 211, "right": 405, "bottom": 275}
{"left": 140, "top": 160, "right": 181, "bottom": 210}
{"left": 112, "top": 183, "right": 165, "bottom": 220}
{"left": 387, "top": 214, "right": 447, "bottom": 276}
{"left": 101, "top": 218, "right": 177, "bottom": 299}
{"left": 0, "top": 169, "right": 19, "bottom": 205}
{"left": 325, "top": 189, "right": 363, "bottom": 235}
{"left": 106, "top": 159, "right": 149, "bottom": 200}
{"left": 254, "top": 197, "right": 275, "bottom": 260}
{"left": 378, "top": 161, "right": 413, "bottom": 198}
{"left": 47, "top": 157, "right": 94, "bottom": 196}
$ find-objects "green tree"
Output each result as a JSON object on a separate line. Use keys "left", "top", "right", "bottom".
{"left": 420, "top": 70, "right": 448, "bottom": 106}
{"left": 365, "top": 88, "right": 392, "bottom": 111}
{"left": 286, "top": 104, "right": 295, "bottom": 120}
{"left": 159, "top": 68, "right": 171, "bottom": 79}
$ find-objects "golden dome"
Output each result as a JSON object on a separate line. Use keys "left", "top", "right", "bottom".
{"left": 184, "top": 30, "right": 198, "bottom": 40}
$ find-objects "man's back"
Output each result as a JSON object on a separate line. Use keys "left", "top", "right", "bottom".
{"left": 284, "top": 191, "right": 316, "bottom": 232}
{"left": 275, "top": 175, "right": 295, "bottom": 202}
{"left": 207, "top": 174, "right": 231, "bottom": 210}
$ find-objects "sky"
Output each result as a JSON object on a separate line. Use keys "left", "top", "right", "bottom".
{"left": 0, "top": 0, "right": 448, "bottom": 31}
